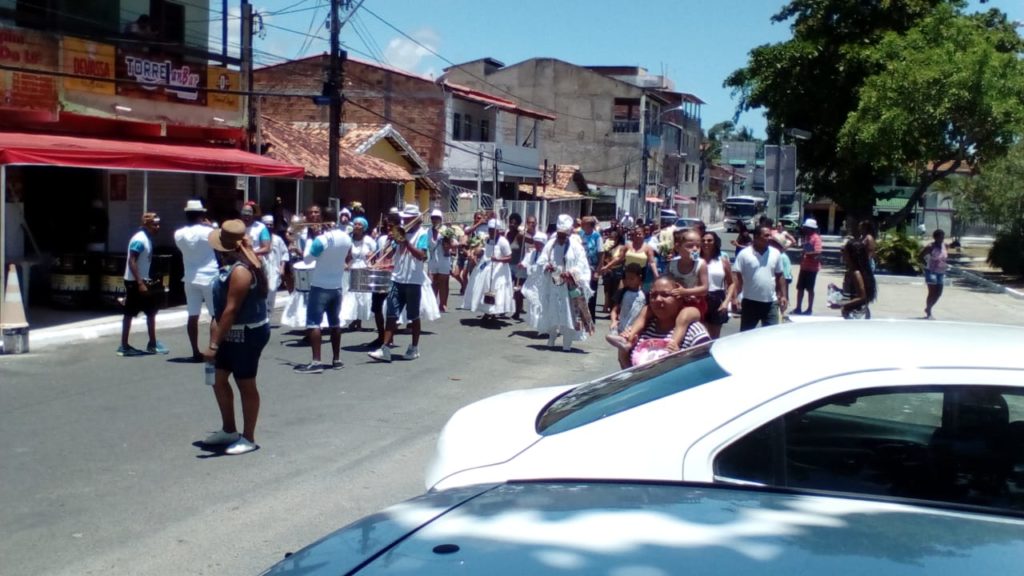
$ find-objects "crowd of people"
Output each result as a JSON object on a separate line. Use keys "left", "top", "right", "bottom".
{"left": 112, "top": 196, "right": 967, "bottom": 455}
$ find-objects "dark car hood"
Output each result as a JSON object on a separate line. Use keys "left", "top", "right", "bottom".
{"left": 264, "top": 482, "right": 1024, "bottom": 575}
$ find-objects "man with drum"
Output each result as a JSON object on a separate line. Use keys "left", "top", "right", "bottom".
{"left": 369, "top": 204, "right": 429, "bottom": 362}
{"left": 296, "top": 206, "right": 352, "bottom": 374}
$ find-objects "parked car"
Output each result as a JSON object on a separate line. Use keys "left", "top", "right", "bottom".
{"left": 426, "top": 321, "right": 1024, "bottom": 513}
{"left": 261, "top": 480, "right": 1024, "bottom": 575}
{"left": 673, "top": 217, "right": 704, "bottom": 231}
{"left": 778, "top": 217, "right": 800, "bottom": 236}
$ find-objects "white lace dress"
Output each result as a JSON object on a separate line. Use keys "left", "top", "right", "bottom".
{"left": 340, "top": 235, "right": 377, "bottom": 326}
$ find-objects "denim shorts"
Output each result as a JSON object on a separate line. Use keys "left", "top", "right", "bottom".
{"left": 214, "top": 323, "right": 269, "bottom": 379}
{"left": 386, "top": 282, "right": 421, "bottom": 322}
{"left": 306, "top": 286, "right": 342, "bottom": 328}
{"left": 925, "top": 271, "right": 945, "bottom": 286}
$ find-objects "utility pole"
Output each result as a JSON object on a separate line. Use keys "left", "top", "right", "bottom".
{"left": 326, "top": 0, "right": 345, "bottom": 202}
{"left": 241, "top": 1, "right": 252, "bottom": 152}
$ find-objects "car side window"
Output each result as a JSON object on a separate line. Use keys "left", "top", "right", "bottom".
{"left": 715, "top": 386, "right": 1024, "bottom": 512}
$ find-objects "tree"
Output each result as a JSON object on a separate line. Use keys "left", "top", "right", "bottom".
{"left": 726, "top": 0, "right": 947, "bottom": 219}
{"left": 840, "top": 5, "right": 1024, "bottom": 228}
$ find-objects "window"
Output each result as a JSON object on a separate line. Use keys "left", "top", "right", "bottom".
{"left": 613, "top": 98, "right": 641, "bottom": 133}
{"left": 150, "top": 0, "right": 185, "bottom": 44}
{"left": 715, "top": 386, "right": 1024, "bottom": 511}
{"left": 537, "top": 344, "right": 726, "bottom": 435}
{"left": 464, "top": 114, "right": 473, "bottom": 142}
{"left": 452, "top": 113, "right": 461, "bottom": 141}
{"left": 16, "top": 0, "right": 119, "bottom": 35}
{"left": 480, "top": 119, "right": 490, "bottom": 142}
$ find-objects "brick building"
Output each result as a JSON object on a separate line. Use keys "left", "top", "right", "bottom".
{"left": 254, "top": 55, "right": 446, "bottom": 172}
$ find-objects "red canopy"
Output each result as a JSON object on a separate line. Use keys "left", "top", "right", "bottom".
{"left": 0, "top": 132, "right": 304, "bottom": 178}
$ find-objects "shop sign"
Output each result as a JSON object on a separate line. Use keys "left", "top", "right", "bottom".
{"left": 115, "top": 48, "right": 206, "bottom": 106}
{"left": 0, "top": 26, "right": 58, "bottom": 114}
{"left": 62, "top": 37, "right": 115, "bottom": 95}
{"left": 206, "top": 65, "right": 240, "bottom": 111}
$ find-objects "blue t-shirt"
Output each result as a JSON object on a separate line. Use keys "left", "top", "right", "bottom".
{"left": 123, "top": 229, "right": 152, "bottom": 281}
{"left": 579, "top": 230, "right": 602, "bottom": 267}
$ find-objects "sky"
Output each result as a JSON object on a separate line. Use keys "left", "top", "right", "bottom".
{"left": 225, "top": 0, "right": 1024, "bottom": 139}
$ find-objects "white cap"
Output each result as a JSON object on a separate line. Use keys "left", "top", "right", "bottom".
{"left": 184, "top": 199, "right": 205, "bottom": 212}
{"left": 487, "top": 218, "right": 497, "bottom": 229}
{"left": 802, "top": 218, "right": 818, "bottom": 229}
{"left": 533, "top": 231, "right": 548, "bottom": 243}
{"left": 261, "top": 215, "right": 274, "bottom": 225}
{"left": 340, "top": 207, "right": 352, "bottom": 217}
{"left": 401, "top": 203, "right": 420, "bottom": 218}
{"left": 430, "top": 208, "right": 443, "bottom": 218}
{"left": 556, "top": 214, "right": 573, "bottom": 233}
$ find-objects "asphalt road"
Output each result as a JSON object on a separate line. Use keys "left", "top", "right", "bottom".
{"left": 0, "top": 298, "right": 637, "bottom": 576}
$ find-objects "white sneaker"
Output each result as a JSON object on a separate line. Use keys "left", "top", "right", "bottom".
{"left": 404, "top": 345, "right": 420, "bottom": 360}
{"left": 225, "top": 437, "right": 257, "bottom": 455}
{"left": 546, "top": 333, "right": 557, "bottom": 348}
{"left": 368, "top": 347, "right": 392, "bottom": 362}
{"left": 562, "top": 334, "right": 573, "bottom": 352}
{"left": 204, "top": 430, "right": 240, "bottom": 445}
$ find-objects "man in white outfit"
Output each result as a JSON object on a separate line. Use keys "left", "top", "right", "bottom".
{"left": 262, "top": 214, "right": 289, "bottom": 320}
{"left": 530, "top": 214, "right": 594, "bottom": 351}
{"left": 296, "top": 207, "right": 352, "bottom": 374}
{"left": 369, "top": 204, "right": 429, "bottom": 362}
{"left": 174, "top": 200, "right": 218, "bottom": 361}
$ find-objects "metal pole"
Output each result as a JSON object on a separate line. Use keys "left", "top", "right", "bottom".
{"left": 143, "top": 171, "right": 149, "bottom": 213}
{"left": 221, "top": 0, "right": 228, "bottom": 59}
{"left": 476, "top": 151, "right": 483, "bottom": 212}
{"left": 295, "top": 179, "right": 301, "bottom": 215}
{"left": 1, "top": 165, "right": 6, "bottom": 326}
{"left": 327, "top": 0, "right": 343, "bottom": 201}
{"left": 776, "top": 128, "right": 784, "bottom": 223}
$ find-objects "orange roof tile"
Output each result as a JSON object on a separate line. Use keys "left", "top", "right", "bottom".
{"left": 260, "top": 116, "right": 414, "bottom": 181}
{"left": 517, "top": 183, "right": 587, "bottom": 201}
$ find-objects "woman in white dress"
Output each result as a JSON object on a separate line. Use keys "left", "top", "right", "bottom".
{"left": 466, "top": 219, "right": 515, "bottom": 321}
{"left": 340, "top": 217, "right": 376, "bottom": 329}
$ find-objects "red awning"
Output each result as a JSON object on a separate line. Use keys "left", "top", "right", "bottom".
{"left": 0, "top": 132, "right": 304, "bottom": 178}
{"left": 645, "top": 196, "right": 664, "bottom": 203}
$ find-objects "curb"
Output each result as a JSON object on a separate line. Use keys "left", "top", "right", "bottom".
{"left": 952, "top": 266, "right": 1024, "bottom": 300}
{"left": 5, "top": 291, "right": 291, "bottom": 353}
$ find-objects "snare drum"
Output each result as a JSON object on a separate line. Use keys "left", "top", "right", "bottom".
{"left": 293, "top": 262, "right": 314, "bottom": 292}
{"left": 349, "top": 268, "right": 392, "bottom": 293}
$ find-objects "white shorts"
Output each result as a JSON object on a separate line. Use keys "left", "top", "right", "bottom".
{"left": 185, "top": 280, "right": 215, "bottom": 317}
{"left": 427, "top": 259, "right": 451, "bottom": 276}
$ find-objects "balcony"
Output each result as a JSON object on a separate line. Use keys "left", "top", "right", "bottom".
{"left": 445, "top": 141, "right": 541, "bottom": 180}
{"left": 612, "top": 119, "right": 640, "bottom": 133}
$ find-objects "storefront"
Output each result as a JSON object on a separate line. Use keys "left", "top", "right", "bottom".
{"left": 0, "top": 132, "right": 303, "bottom": 324}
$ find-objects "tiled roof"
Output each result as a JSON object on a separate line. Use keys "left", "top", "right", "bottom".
{"left": 293, "top": 122, "right": 429, "bottom": 173}
{"left": 442, "top": 81, "right": 556, "bottom": 121}
{"left": 550, "top": 164, "right": 581, "bottom": 189}
{"left": 517, "top": 183, "right": 587, "bottom": 201}
{"left": 260, "top": 116, "right": 414, "bottom": 181}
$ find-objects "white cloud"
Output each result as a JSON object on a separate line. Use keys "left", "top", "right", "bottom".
{"left": 383, "top": 27, "right": 439, "bottom": 74}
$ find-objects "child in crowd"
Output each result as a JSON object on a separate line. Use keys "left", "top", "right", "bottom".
{"left": 607, "top": 263, "right": 647, "bottom": 368}
{"left": 621, "top": 276, "right": 710, "bottom": 367}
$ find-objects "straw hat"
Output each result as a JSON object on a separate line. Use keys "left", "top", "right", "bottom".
{"left": 208, "top": 219, "right": 261, "bottom": 269}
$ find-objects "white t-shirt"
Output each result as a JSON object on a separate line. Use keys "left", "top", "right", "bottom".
{"left": 123, "top": 229, "right": 152, "bottom": 281}
{"left": 392, "top": 227, "right": 429, "bottom": 285}
{"left": 733, "top": 245, "right": 783, "bottom": 303}
{"left": 246, "top": 221, "right": 271, "bottom": 247}
{"left": 174, "top": 223, "right": 218, "bottom": 286}
{"left": 304, "top": 228, "right": 352, "bottom": 289}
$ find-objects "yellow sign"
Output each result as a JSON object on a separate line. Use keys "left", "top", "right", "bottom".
{"left": 62, "top": 36, "right": 115, "bottom": 95}
{"left": 207, "top": 66, "right": 240, "bottom": 111}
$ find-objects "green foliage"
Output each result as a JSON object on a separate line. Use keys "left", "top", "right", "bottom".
{"left": 987, "top": 224, "right": 1024, "bottom": 277}
{"left": 877, "top": 230, "right": 923, "bottom": 275}
{"left": 954, "top": 140, "right": 1024, "bottom": 230}
{"left": 726, "top": 0, "right": 1024, "bottom": 224}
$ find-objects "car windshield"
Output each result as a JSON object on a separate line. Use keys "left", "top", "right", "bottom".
{"left": 725, "top": 204, "right": 758, "bottom": 218}
{"left": 536, "top": 344, "right": 729, "bottom": 435}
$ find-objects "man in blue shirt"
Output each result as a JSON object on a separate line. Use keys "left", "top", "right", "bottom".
{"left": 578, "top": 216, "right": 603, "bottom": 319}
{"left": 118, "top": 212, "right": 167, "bottom": 356}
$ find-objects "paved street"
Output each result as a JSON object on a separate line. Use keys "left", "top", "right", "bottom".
{"left": 3, "top": 270, "right": 1024, "bottom": 576}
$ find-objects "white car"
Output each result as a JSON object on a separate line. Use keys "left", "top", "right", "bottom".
{"left": 426, "top": 321, "right": 1024, "bottom": 513}
{"left": 263, "top": 480, "right": 1024, "bottom": 575}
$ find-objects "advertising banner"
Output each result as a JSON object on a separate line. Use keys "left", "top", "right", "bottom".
{"left": 0, "top": 26, "right": 58, "bottom": 114}
{"left": 115, "top": 48, "right": 206, "bottom": 106}
{"left": 206, "top": 66, "right": 240, "bottom": 111}
{"left": 62, "top": 37, "right": 115, "bottom": 95}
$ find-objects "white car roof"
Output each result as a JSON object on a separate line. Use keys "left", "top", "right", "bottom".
{"left": 711, "top": 320, "right": 1024, "bottom": 385}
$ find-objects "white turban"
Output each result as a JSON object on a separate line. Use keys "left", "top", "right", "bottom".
{"left": 533, "top": 232, "right": 548, "bottom": 244}
{"left": 556, "top": 214, "right": 573, "bottom": 233}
